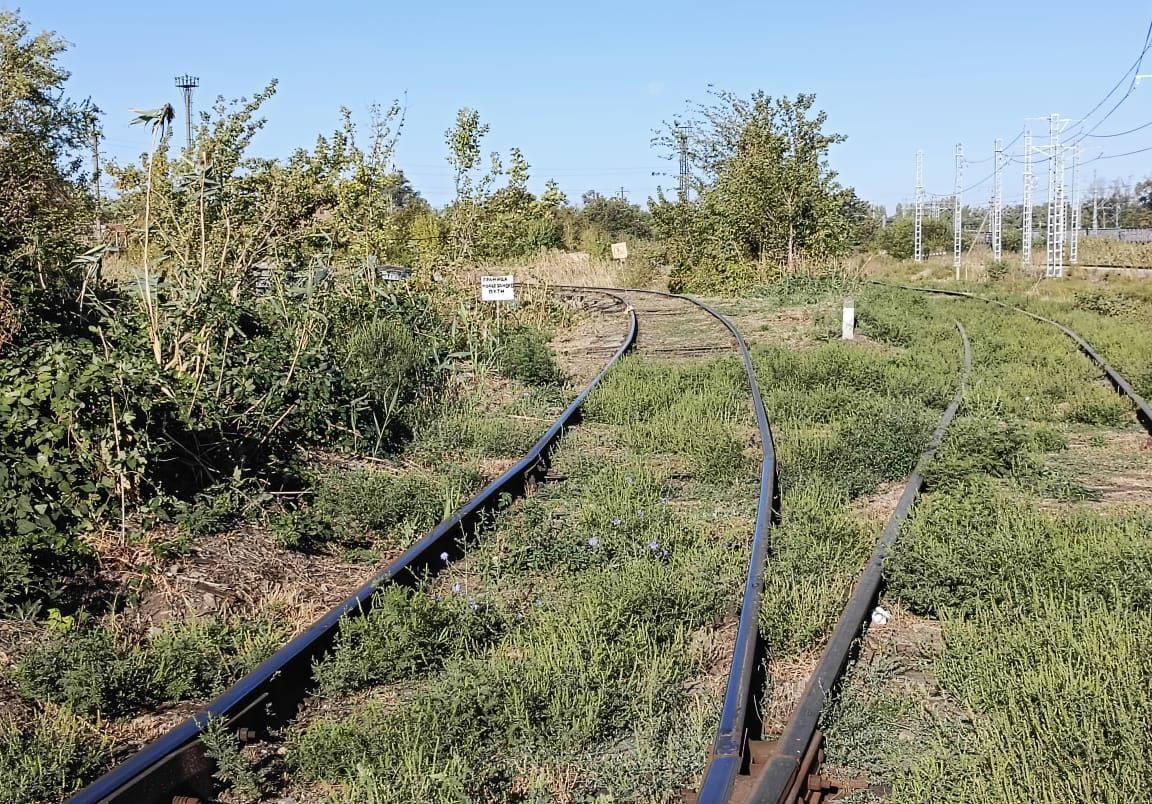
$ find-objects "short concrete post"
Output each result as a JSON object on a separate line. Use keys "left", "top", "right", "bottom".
{"left": 842, "top": 297, "right": 855, "bottom": 340}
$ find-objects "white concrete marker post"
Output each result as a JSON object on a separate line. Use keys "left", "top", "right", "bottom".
{"left": 842, "top": 296, "right": 855, "bottom": 341}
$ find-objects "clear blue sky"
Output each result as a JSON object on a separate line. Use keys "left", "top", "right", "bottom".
{"left": 18, "top": 1, "right": 1152, "bottom": 211}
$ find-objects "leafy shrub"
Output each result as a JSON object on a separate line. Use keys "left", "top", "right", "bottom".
{"left": 986, "top": 259, "right": 1010, "bottom": 280}
{"left": 0, "top": 341, "right": 158, "bottom": 612}
{"left": 496, "top": 329, "right": 562, "bottom": 386}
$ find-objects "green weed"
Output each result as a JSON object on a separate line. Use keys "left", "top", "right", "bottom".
{"left": 200, "top": 716, "right": 266, "bottom": 803}
{"left": 314, "top": 585, "right": 505, "bottom": 696}
{"left": 0, "top": 708, "right": 112, "bottom": 804}
{"left": 893, "top": 591, "right": 1152, "bottom": 803}
{"left": 13, "top": 614, "right": 290, "bottom": 717}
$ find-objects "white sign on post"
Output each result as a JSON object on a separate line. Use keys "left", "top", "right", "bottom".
{"left": 610, "top": 242, "right": 629, "bottom": 261}
{"left": 480, "top": 275, "right": 515, "bottom": 302}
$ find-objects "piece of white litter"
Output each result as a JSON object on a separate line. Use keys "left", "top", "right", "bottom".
{"left": 871, "top": 606, "right": 891, "bottom": 626}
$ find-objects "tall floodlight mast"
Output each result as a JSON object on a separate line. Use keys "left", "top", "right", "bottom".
{"left": 175, "top": 75, "right": 199, "bottom": 150}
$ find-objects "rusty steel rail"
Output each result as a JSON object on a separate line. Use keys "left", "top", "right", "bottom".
{"left": 882, "top": 282, "right": 1152, "bottom": 434}
{"left": 68, "top": 294, "right": 637, "bottom": 804}
{"left": 741, "top": 321, "right": 972, "bottom": 804}
{"left": 554, "top": 286, "right": 779, "bottom": 804}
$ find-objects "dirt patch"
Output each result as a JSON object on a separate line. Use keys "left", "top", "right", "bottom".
{"left": 549, "top": 295, "right": 631, "bottom": 385}
{"left": 761, "top": 647, "right": 824, "bottom": 735}
{"left": 851, "top": 479, "right": 909, "bottom": 527}
{"left": 716, "top": 302, "right": 825, "bottom": 350}
{"left": 127, "top": 527, "right": 382, "bottom": 629}
{"left": 683, "top": 615, "right": 740, "bottom": 698}
{"left": 1053, "top": 429, "right": 1152, "bottom": 506}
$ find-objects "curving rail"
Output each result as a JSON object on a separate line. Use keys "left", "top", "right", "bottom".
{"left": 69, "top": 294, "right": 638, "bottom": 804}
{"left": 552, "top": 285, "right": 779, "bottom": 804}
{"left": 881, "top": 283, "right": 1152, "bottom": 434}
{"left": 742, "top": 321, "right": 972, "bottom": 804}
{"left": 736, "top": 282, "right": 1151, "bottom": 804}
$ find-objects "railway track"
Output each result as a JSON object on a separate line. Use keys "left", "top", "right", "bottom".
{"left": 68, "top": 286, "right": 772, "bottom": 804}
{"left": 700, "top": 284, "right": 1151, "bottom": 804}
{"left": 62, "top": 282, "right": 1152, "bottom": 804}
{"left": 68, "top": 291, "right": 641, "bottom": 804}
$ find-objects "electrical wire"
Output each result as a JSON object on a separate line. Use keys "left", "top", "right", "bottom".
{"left": 1085, "top": 118, "right": 1152, "bottom": 138}
{"left": 1066, "top": 16, "right": 1152, "bottom": 144}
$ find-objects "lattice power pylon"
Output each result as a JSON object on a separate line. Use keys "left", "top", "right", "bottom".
{"left": 1045, "top": 114, "right": 1067, "bottom": 278}
{"left": 914, "top": 150, "right": 924, "bottom": 262}
{"left": 1069, "top": 145, "right": 1081, "bottom": 264}
{"left": 953, "top": 143, "right": 964, "bottom": 278}
{"left": 992, "top": 138, "right": 1003, "bottom": 261}
{"left": 1022, "top": 128, "right": 1034, "bottom": 265}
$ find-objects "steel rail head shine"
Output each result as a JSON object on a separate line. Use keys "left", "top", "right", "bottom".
{"left": 68, "top": 296, "right": 638, "bottom": 804}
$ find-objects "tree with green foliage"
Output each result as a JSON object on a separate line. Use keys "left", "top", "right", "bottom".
{"left": 442, "top": 109, "right": 568, "bottom": 264}
{"left": 578, "top": 191, "right": 652, "bottom": 242}
{"left": 652, "top": 90, "right": 859, "bottom": 291}
{"left": 873, "top": 217, "right": 953, "bottom": 260}
{"left": 0, "top": 11, "right": 94, "bottom": 322}
{"left": 443, "top": 108, "right": 494, "bottom": 264}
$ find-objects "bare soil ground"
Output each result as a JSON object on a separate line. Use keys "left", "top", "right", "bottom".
{"left": 1054, "top": 427, "right": 1152, "bottom": 506}
{"left": 549, "top": 293, "right": 632, "bottom": 385}
{"left": 705, "top": 299, "right": 827, "bottom": 350}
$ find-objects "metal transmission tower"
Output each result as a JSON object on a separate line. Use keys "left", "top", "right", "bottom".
{"left": 1022, "top": 128, "right": 1034, "bottom": 265}
{"left": 1092, "top": 169, "right": 1099, "bottom": 232}
{"left": 992, "top": 138, "right": 1004, "bottom": 261}
{"left": 1044, "top": 114, "right": 1067, "bottom": 278}
{"left": 914, "top": 150, "right": 924, "bottom": 262}
{"left": 175, "top": 75, "right": 199, "bottom": 150}
{"left": 953, "top": 143, "right": 963, "bottom": 278}
{"left": 1069, "top": 145, "right": 1081, "bottom": 264}
{"left": 672, "top": 122, "right": 693, "bottom": 201}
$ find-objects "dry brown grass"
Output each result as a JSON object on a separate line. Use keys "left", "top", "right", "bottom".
{"left": 1077, "top": 237, "right": 1152, "bottom": 268}
{"left": 480, "top": 249, "right": 669, "bottom": 290}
